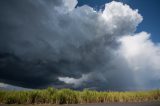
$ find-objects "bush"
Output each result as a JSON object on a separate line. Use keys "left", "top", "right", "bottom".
{"left": 0, "top": 88, "right": 159, "bottom": 104}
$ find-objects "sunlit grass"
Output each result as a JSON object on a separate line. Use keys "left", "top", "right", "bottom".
{"left": 0, "top": 87, "right": 160, "bottom": 104}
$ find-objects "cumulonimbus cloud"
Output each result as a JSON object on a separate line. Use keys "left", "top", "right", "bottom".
{"left": 0, "top": 0, "right": 159, "bottom": 90}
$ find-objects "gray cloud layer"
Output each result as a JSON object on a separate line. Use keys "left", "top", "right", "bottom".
{"left": 0, "top": 0, "right": 159, "bottom": 90}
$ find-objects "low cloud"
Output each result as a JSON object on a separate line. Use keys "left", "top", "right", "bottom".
{"left": 58, "top": 74, "right": 90, "bottom": 87}
{"left": 0, "top": 82, "right": 28, "bottom": 90}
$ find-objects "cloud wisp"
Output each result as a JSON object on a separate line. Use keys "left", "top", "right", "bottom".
{"left": 0, "top": 0, "right": 159, "bottom": 90}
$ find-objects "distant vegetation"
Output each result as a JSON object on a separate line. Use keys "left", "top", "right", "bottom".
{"left": 0, "top": 87, "right": 160, "bottom": 104}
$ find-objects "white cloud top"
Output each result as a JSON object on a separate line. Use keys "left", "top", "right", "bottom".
{"left": 102, "top": 1, "right": 143, "bottom": 35}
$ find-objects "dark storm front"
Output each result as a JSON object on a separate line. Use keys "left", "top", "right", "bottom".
{"left": 0, "top": 0, "right": 160, "bottom": 91}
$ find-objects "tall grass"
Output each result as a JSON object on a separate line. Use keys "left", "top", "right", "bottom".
{"left": 0, "top": 87, "right": 160, "bottom": 104}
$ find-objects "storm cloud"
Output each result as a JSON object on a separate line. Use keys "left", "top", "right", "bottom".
{"left": 0, "top": 0, "right": 159, "bottom": 90}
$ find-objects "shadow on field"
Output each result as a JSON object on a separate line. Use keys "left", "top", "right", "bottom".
{"left": 1, "top": 102, "right": 160, "bottom": 106}
{"left": 68, "top": 102, "right": 160, "bottom": 106}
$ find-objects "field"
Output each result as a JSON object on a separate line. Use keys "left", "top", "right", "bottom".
{"left": 1, "top": 102, "right": 160, "bottom": 106}
{"left": 0, "top": 88, "right": 160, "bottom": 104}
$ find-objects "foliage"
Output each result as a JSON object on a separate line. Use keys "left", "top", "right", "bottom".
{"left": 0, "top": 87, "right": 160, "bottom": 104}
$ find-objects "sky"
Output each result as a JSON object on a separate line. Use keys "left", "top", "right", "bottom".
{"left": 0, "top": 0, "right": 160, "bottom": 91}
{"left": 78, "top": 0, "right": 160, "bottom": 43}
